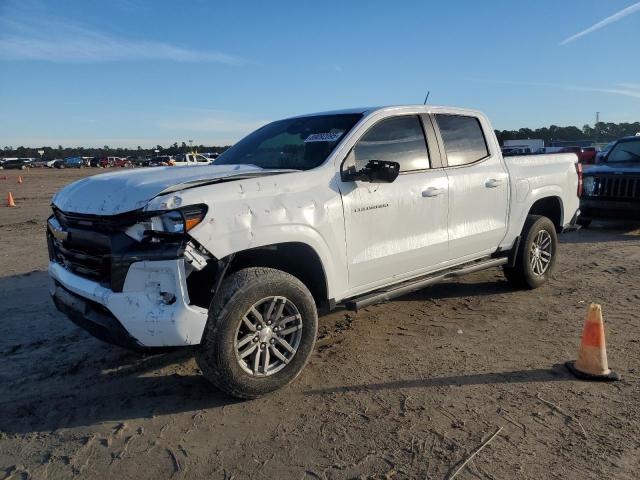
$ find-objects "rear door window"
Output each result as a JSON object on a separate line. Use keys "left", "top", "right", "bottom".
{"left": 435, "top": 114, "right": 489, "bottom": 167}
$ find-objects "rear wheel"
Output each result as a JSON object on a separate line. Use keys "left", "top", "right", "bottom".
{"left": 577, "top": 217, "right": 591, "bottom": 228}
{"left": 197, "top": 267, "right": 318, "bottom": 399}
{"left": 504, "top": 215, "right": 558, "bottom": 289}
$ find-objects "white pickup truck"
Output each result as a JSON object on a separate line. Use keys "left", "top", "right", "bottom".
{"left": 171, "top": 153, "right": 212, "bottom": 166}
{"left": 48, "top": 105, "right": 580, "bottom": 398}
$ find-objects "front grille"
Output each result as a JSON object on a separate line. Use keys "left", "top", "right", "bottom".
{"left": 48, "top": 208, "right": 185, "bottom": 292}
{"left": 50, "top": 208, "right": 140, "bottom": 284}
{"left": 48, "top": 228, "right": 112, "bottom": 284}
{"left": 588, "top": 175, "right": 640, "bottom": 200}
{"left": 53, "top": 207, "right": 138, "bottom": 232}
{"left": 55, "top": 242, "right": 108, "bottom": 279}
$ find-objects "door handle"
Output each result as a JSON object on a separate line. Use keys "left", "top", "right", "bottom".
{"left": 485, "top": 178, "right": 504, "bottom": 188}
{"left": 422, "top": 187, "right": 445, "bottom": 197}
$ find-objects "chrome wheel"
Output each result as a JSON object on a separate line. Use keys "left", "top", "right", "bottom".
{"left": 530, "top": 229, "right": 552, "bottom": 276}
{"left": 234, "top": 296, "right": 303, "bottom": 377}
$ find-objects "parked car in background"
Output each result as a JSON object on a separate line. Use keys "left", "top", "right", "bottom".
{"left": 96, "top": 156, "right": 123, "bottom": 168}
{"left": 502, "top": 147, "right": 531, "bottom": 156}
{"left": 579, "top": 135, "right": 640, "bottom": 226}
{"left": 171, "top": 153, "right": 211, "bottom": 166}
{"left": 149, "top": 155, "right": 174, "bottom": 166}
{"left": 32, "top": 158, "right": 58, "bottom": 168}
{"left": 48, "top": 104, "right": 580, "bottom": 398}
{"left": 53, "top": 159, "right": 66, "bottom": 169}
{"left": 139, "top": 157, "right": 163, "bottom": 167}
{"left": 580, "top": 147, "right": 597, "bottom": 164}
{"left": 1, "top": 158, "right": 32, "bottom": 170}
{"left": 128, "top": 156, "right": 148, "bottom": 167}
{"left": 63, "top": 156, "right": 86, "bottom": 168}
{"left": 113, "top": 157, "right": 133, "bottom": 168}
{"left": 558, "top": 146, "right": 596, "bottom": 164}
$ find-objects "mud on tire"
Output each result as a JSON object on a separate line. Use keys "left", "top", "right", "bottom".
{"left": 196, "top": 267, "right": 318, "bottom": 399}
{"left": 503, "top": 215, "right": 558, "bottom": 289}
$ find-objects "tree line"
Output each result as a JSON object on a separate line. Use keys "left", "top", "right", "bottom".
{"left": 495, "top": 121, "right": 640, "bottom": 145}
{"left": 3, "top": 121, "right": 640, "bottom": 159}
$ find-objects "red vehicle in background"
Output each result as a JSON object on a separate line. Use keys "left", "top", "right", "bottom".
{"left": 113, "top": 157, "right": 132, "bottom": 168}
{"left": 95, "top": 156, "right": 132, "bottom": 168}
{"left": 558, "top": 146, "right": 597, "bottom": 164}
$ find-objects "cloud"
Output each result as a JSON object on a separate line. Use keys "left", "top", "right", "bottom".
{"left": 529, "top": 82, "right": 640, "bottom": 100}
{"left": 560, "top": 2, "right": 640, "bottom": 45}
{"left": 0, "top": 6, "right": 244, "bottom": 64}
{"left": 473, "top": 78, "right": 640, "bottom": 101}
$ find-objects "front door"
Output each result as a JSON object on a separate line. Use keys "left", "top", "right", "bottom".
{"left": 339, "top": 115, "right": 450, "bottom": 291}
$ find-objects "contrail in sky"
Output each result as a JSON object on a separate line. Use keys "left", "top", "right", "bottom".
{"left": 560, "top": 2, "right": 640, "bottom": 45}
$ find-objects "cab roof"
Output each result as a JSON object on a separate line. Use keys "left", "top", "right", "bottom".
{"left": 286, "top": 104, "right": 484, "bottom": 120}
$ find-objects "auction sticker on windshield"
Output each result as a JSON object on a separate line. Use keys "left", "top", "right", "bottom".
{"left": 304, "top": 132, "right": 343, "bottom": 143}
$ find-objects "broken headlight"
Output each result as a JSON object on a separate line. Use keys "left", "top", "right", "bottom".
{"left": 125, "top": 205, "right": 207, "bottom": 241}
{"left": 583, "top": 176, "right": 596, "bottom": 196}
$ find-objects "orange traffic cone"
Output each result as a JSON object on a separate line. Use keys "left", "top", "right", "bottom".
{"left": 17, "top": 176, "right": 23, "bottom": 184}
{"left": 566, "top": 303, "right": 619, "bottom": 381}
{"left": 6, "top": 191, "right": 16, "bottom": 207}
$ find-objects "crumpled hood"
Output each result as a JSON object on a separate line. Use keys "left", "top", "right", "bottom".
{"left": 52, "top": 164, "right": 284, "bottom": 215}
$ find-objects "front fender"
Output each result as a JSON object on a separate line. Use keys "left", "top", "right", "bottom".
{"left": 191, "top": 223, "right": 343, "bottom": 300}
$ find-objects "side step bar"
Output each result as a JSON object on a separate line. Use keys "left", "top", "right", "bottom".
{"left": 344, "top": 257, "right": 508, "bottom": 311}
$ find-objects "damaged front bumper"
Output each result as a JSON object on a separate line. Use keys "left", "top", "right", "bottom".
{"left": 49, "top": 259, "right": 208, "bottom": 348}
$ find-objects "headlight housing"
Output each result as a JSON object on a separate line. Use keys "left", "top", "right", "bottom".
{"left": 125, "top": 205, "right": 207, "bottom": 241}
{"left": 583, "top": 176, "right": 595, "bottom": 196}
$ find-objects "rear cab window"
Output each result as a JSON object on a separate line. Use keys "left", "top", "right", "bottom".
{"left": 435, "top": 114, "right": 489, "bottom": 167}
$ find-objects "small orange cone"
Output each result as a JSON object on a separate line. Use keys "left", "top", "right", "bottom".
{"left": 566, "top": 303, "right": 619, "bottom": 381}
{"left": 7, "top": 191, "right": 16, "bottom": 207}
{"left": 17, "top": 176, "right": 23, "bottom": 184}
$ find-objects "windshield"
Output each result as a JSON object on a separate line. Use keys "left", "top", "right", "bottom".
{"left": 607, "top": 140, "right": 640, "bottom": 163}
{"left": 215, "top": 113, "right": 363, "bottom": 170}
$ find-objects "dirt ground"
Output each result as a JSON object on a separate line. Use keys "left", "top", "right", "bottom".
{"left": 1, "top": 168, "right": 639, "bottom": 480}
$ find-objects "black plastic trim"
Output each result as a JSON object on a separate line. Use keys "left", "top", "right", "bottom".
{"left": 51, "top": 283, "right": 147, "bottom": 351}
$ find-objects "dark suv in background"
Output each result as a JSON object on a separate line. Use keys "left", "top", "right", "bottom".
{"left": 579, "top": 135, "right": 640, "bottom": 226}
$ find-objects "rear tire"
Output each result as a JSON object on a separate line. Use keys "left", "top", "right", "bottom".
{"left": 504, "top": 215, "right": 558, "bottom": 289}
{"left": 577, "top": 217, "right": 591, "bottom": 228}
{"left": 197, "top": 267, "right": 318, "bottom": 399}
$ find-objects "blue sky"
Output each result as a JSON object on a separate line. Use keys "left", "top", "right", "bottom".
{"left": 1, "top": 0, "right": 639, "bottom": 147}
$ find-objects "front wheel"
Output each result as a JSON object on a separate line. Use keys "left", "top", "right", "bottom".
{"left": 197, "top": 267, "right": 318, "bottom": 399}
{"left": 504, "top": 215, "right": 558, "bottom": 289}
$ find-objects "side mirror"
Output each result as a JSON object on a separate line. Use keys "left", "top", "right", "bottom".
{"left": 342, "top": 160, "right": 400, "bottom": 183}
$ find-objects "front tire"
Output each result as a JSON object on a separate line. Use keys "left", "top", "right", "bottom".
{"left": 197, "top": 267, "right": 318, "bottom": 399}
{"left": 504, "top": 215, "right": 558, "bottom": 289}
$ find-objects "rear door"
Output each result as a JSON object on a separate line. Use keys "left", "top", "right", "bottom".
{"left": 339, "top": 114, "right": 450, "bottom": 290}
{"left": 433, "top": 113, "right": 509, "bottom": 260}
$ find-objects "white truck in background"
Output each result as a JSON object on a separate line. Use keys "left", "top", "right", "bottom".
{"left": 171, "top": 153, "right": 212, "bottom": 166}
{"left": 47, "top": 105, "right": 580, "bottom": 398}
